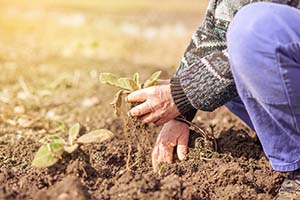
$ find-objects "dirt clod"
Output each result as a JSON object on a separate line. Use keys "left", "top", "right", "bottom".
{"left": 34, "top": 176, "right": 90, "bottom": 200}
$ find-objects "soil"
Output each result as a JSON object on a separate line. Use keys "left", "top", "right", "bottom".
{"left": 0, "top": 109, "right": 286, "bottom": 200}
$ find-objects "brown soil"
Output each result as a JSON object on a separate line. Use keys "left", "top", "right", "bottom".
{"left": 0, "top": 109, "right": 286, "bottom": 200}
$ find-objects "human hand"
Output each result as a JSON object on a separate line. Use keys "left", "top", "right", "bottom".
{"left": 127, "top": 84, "right": 180, "bottom": 125}
{"left": 157, "top": 79, "right": 170, "bottom": 85}
{"left": 151, "top": 119, "right": 189, "bottom": 172}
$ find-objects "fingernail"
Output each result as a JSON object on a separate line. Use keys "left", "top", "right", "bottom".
{"left": 178, "top": 148, "right": 186, "bottom": 160}
{"left": 178, "top": 153, "right": 186, "bottom": 161}
{"left": 153, "top": 167, "right": 157, "bottom": 173}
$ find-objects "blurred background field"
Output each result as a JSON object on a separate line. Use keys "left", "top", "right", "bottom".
{"left": 0, "top": 0, "right": 207, "bottom": 134}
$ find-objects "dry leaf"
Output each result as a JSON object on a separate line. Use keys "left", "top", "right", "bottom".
{"left": 110, "top": 90, "right": 124, "bottom": 117}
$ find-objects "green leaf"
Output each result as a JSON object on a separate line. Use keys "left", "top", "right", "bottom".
{"left": 64, "top": 144, "right": 79, "bottom": 154}
{"left": 99, "top": 73, "right": 120, "bottom": 87}
{"left": 144, "top": 71, "right": 162, "bottom": 88}
{"left": 100, "top": 73, "right": 139, "bottom": 91}
{"left": 39, "top": 135, "right": 65, "bottom": 145}
{"left": 77, "top": 129, "right": 114, "bottom": 144}
{"left": 133, "top": 73, "right": 141, "bottom": 89}
{"left": 32, "top": 145, "right": 59, "bottom": 168}
{"left": 54, "top": 121, "right": 66, "bottom": 133}
{"left": 68, "top": 123, "right": 80, "bottom": 145}
{"left": 49, "top": 142, "right": 64, "bottom": 158}
{"left": 117, "top": 78, "right": 139, "bottom": 91}
{"left": 110, "top": 90, "right": 124, "bottom": 117}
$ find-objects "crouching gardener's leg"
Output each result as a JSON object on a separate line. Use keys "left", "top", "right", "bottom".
{"left": 225, "top": 97, "right": 254, "bottom": 130}
{"left": 227, "top": 2, "right": 300, "bottom": 197}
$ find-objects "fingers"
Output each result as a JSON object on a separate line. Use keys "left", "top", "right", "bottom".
{"left": 128, "top": 101, "right": 153, "bottom": 117}
{"left": 159, "top": 143, "right": 174, "bottom": 164}
{"left": 127, "top": 89, "right": 148, "bottom": 103}
{"left": 177, "top": 133, "right": 189, "bottom": 160}
{"left": 152, "top": 145, "right": 160, "bottom": 173}
{"left": 141, "top": 112, "right": 160, "bottom": 124}
{"left": 152, "top": 142, "right": 174, "bottom": 173}
{"left": 152, "top": 120, "right": 190, "bottom": 173}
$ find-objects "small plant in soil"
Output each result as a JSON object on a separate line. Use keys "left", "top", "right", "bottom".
{"left": 99, "top": 71, "right": 161, "bottom": 116}
{"left": 32, "top": 123, "right": 114, "bottom": 168}
{"left": 100, "top": 71, "right": 161, "bottom": 170}
{"left": 100, "top": 71, "right": 217, "bottom": 170}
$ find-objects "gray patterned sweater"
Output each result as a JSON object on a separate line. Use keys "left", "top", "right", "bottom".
{"left": 171, "top": 0, "right": 300, "bottom": 121}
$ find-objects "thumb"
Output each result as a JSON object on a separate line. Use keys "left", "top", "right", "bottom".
{"left": 177, "top": 133, "right": 189, "bottom": 161}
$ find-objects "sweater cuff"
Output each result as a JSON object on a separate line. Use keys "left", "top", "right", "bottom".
{"left": 170, "top": 77, "right": 197, "bottom": 122}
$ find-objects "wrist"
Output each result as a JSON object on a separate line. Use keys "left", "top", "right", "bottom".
{"left": 170, "top": 77, "right": 197, "bottom": 119}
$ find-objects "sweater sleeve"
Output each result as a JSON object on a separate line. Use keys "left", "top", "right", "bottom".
{"left": 171, "top": 7, "right": 238, "bottom": 118}
{"left": 171, "top": 48, "right": 238, "bottom": 114}
{"left": 171, "top": 0, "right": 300, "bottom": 119}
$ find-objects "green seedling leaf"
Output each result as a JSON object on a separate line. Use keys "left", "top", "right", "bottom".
{"left": 100, "top": 73, "right": 139, "bottom": 91}
{"left": 39, "top": 135, "right": 65, "bottom": 145}
{"left": 110, "top": 90, "right": 124, "bottom": 117}
{"left": 54, "top": 121, "right": 66, "bottom": 133}
{"left": 32, "top": 144, "right": 60, "bottom": 168}
{"left": 100, "top": 71, "right": 163, "bottom": 118}
{"left": 133, "top": 73, "right": 141, "bottom": 89}
{"left": 68, "top": 123, "right": 80, "bottom": 145}
{"left": 117, "top": 78, "right": 139, "bottom": 91}
{"left": 99, "top": 73, "right": 120, "bottom": 88}
{"left": 144, "top": 71, "right": 162, "bottom": 88}
{"left": 77, "top": 129, "right": 114, "bottom": 144}
{"left": 64, "top": 144, "right": 79, "bottom": 154}
{"left": 49, "top": 142, "right": 64, "bottom": 158}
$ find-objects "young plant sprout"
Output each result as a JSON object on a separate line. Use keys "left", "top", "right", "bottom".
{"left": 99, "top": 71, "right": 161, "bottom": 116}
{"left": 32, "top": 123, "right": 114, "bottom": 168}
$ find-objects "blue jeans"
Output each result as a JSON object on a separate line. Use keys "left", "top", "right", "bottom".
{"left": 226, "top": 2, "right": 300, "bottom": 172}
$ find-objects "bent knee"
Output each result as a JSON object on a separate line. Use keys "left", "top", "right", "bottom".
{"left": 227, "top": 2, "right": 299, "bottom": 46}
{"left": 228, "top": 3, "right": 274, "bottom": 45}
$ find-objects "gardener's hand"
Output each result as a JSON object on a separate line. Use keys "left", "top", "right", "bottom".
{"left": 157, "top": 79, "right": 170, "bottom": 85}
{"left": 152, "top": 119, "right": 189, "bottom": 172}
{"left": 127, "top": 84, "right": 180, "bottom": 125}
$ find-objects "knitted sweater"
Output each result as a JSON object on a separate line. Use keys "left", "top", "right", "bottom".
{"left": 171, "top": 0, "right": 300, "bottom": 121}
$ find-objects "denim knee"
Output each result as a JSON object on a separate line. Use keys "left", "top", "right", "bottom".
{"left": 227, "top": 2, "right": 300, "bottom": 57}
{"left": 226, "top": 2, "right": 294, "bottom": 103}
{"left": 227, "top": 2, "right": 281, "bottom": 60}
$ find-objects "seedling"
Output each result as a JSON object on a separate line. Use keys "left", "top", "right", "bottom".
{"left": 32, "top": 123, "right": 114, "bottom": 168}
{"left": 100, "top": 71, "right": 163, "bottom": 172}
{"left": 99, "top": 71, "right": 161, "bottom": 116}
